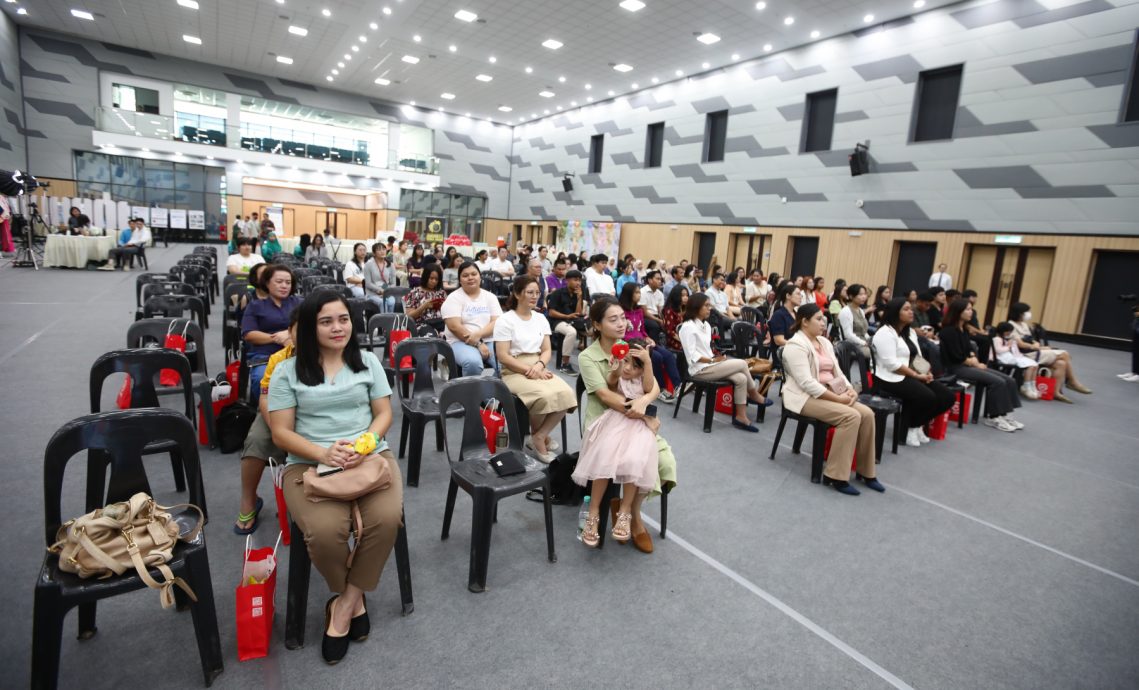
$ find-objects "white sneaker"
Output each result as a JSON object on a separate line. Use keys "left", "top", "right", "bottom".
{"left": 1021, "top": 384, "right": 1038, "bottom": 400}
{"left": 1121, "top": 373, "right": 1139, "bottom": 382}
{"left": 1000, "top": 415, "right": 1025, "bottom": 430}
{"left": 658, "top": 390, "right": 676, "bottom": 404}
{"left": 983, "top": 417, "right": 1017, "bottom": 433}
{"left": 916, "top": 428, "right": 931, "bottom": 444}
{"left": 905, "top": 428, "right": 923, "bottom": 447}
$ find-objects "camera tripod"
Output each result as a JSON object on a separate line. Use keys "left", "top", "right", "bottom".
{"left": 3, "top": 203, "right": 48, "bottom": 270}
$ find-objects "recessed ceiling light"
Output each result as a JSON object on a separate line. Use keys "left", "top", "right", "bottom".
{"left": 475, "top": 74, "right": 493, "bottom": 82}
{"left": 607, "top": 89, "right": 615, "bottom": 96}
{"left": 586, "top": 96, "right": 593, "bottom": 102}
{"left": 322, "top": 8, "right": 331, "bottom": 17}
{"left": 141, "top": 147, "right": 150, "bottom": 152}
{"left": 783, "top": 16, "right": 794, "bottom": 25}
{"left": 183, "top": 34, "right": 202, "bottom": 44}
{"left": 326, "top": 76, "right": 334, "bottom": 81}
{"left": 438, "top": 107, "right": 444, "bottom": 112}
{"left": 465, "top": 112, "right": 471, "bottom": 117}
{"left": 542, "top": 38, "right": 563, "bottom": 50}
{"left": 651, "top": 76, "right": 659, "bottom": 83}
{"left": 619, "top": 0, "right": 645, "bottom": 11}
{"left": 538, "top": 90, "right": 555, "bottom": 97}
{"left": 863, "top": 13, "right": 875, "bottom": 23}
{"left": 449, "top": 44, "right": 457, "bottom": 52}
{"left": 276, "top": 55, "right": 293, "bottom": 64}
{"left": 530, "top": 113, "right": 537, "bottom": 118}
{"left": 331, "top": 69, "right": 339, "bottom": 75}
{"left": 584, "top": 83, "right": 592, "bottom": 90}
{"left": 731, "top": 53, "right": 740, "bottom": 61}
{"left": 454, "top": 9, "right": 477, "bottom": 22}
{"left": 359, "top": 35, "right": 367, "bottom": 42}
{"left": 702, "top": 61, "right": 710, "bottom": 69}
{"left": 696, "top": 33, "right": 720, "bottom": 45}
{"left": 524, "top": 66, "right": 533, "bottom": 73}
{"left": 402, "top": 55, "right": 420, "bottom": 64}
{"left": 440, "top": 92, "right": 455, "bottom": 99}
{"left": 351, "top": 45, "right": 360, "bottom": 51}
{"left": 412, "top": 34, "right": 421, "bottom": 42}
{"left": 206, "top": 155, "right": 214, "bottom": 160}
{"left": 674, "top": 69, "right": 684, "bottom": 76}
{"left": 71, "top": 9, "right": 95, "bottom": 20}
{"left": 382, "top": 6, "right": 391, "bottom": 14}
{"left": 810, "top": 30, "right": 820, "bottom": 38}
{"left": 288, "top": 25, "right": 308, "bottom": 36}
{"left": 410, "top": 100, "right": 416, "bottom": 105}
{"left": 16, "top": 7, "right": 26, "bottom": 13}
{"left": 176, "top": 0, "right": 199, "bottom": 9}
{"left": 755, "top": 1, "right": 766, "bottom": 9}
{"left": 613, "top": 63, "right": 633, "bottom": 72}
{"left": 557, "top": 76, "right": 566, "bottom": 83}
{"left": 629, "top": 83, "right": 637, "bottom": 89}
{"left": 556, "top": 105, "right": 562, "bottom": 111}
{"left": 370, "top": 21, "right": 379, "bottom": 30}
{"left": 375, "top": 77, "right": 391, "bottom": 85}
{"left": 913, "top": 0, "right": 925, "bottom": 7}
{"left": 337, "top": 61, "right": 345, "bottom": 67}
{"left": 488, "top": 56, "right": 497, "bottom": 63}
{"left": 571, "top": 100, "right": 579, "bottom": 106}
{"left": 498, "top": 105, "right": 512, "bottom": 112}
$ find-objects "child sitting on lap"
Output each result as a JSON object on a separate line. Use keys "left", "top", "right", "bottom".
{"left": 993, "top": 321, "right": 1039, "bottom": 400}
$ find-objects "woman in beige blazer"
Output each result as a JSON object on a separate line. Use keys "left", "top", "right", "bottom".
{"left": 780, "top": 303, "right": 883, "bottom": 495}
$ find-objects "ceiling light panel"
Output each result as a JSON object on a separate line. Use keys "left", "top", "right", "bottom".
{"left": 276, "top": 55, "right": 293, "bottom": 64}
{"left": 613, "top": 63, "right": 633, "bottom": 72}
{"left": 71, "top": 9, "right": 95, "bottom": 20}
{"left": 176, "top": 0, "right": 199, "bottom": 9}
{"left": 542, "top": 39, "right": 563, "bottom": 50}
{"left": 454, "top": 9, "right": 477, "bottom": 22}
{"left": 475, "top": 74, "right": 493, "bottom": 82}
{"left": 288, "top": 26, "right": 308, "bottom": 36}
{"left": 696, "top": 33, "right": 720, "bottom": 45}
{"left": 402, "top": 55, "right": 420, "bottom": 64}
{"left": 619, "top": 0, "right": 645, "bottom": 11}
{"left": 183, "top": 34, "right": 202, "bottom": 44}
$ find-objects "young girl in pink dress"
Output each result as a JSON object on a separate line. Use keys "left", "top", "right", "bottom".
{"left": 572, "top": 339, "right": 659, "bottom": 546}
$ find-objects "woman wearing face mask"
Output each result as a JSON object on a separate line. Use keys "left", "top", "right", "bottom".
{"left": 1007, "top": 302, "right": 1090, "bottom": 402}
{"left": 781, "top": 303, "right": 882, "bottom": 495}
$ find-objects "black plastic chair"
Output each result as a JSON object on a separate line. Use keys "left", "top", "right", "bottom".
{"left": 284, "top": 512, "right": 414, "bottom": 650}
{"left": 347, "top": 298, "right": 381, "bottom": 349}
{"left": 671, "top": 348, "right": 733, "bottom": 433}
{"left": 144, "top": 294, "right": 210, "bottom": 329}
{"left": 135, "top": 273, "right": 179, "bottom": 311}
{"left": 223, "top": 283, "right": 252, "bottom": 361}
{"left": 126, "top": 319, "right": 218, "bottom": 448}
{"left": 393, "top": 338, "right": 460, "bottom": 487}
{"left": 170, "top": 264, "right": 214, "bottom": 308}
{"left": 136, "top": 281, "right": 197, "bottom": 321}
{"left": 310, "top": 282, "right": 355, "bottom": 300}
{"left": 32, "top": 409, "right": 222, "bottom": 689}
{"left": 300, "top": 275, "right": 336, "bottom": 295}
{"left": 437, "top": 376, "right": 556, "bottom": 592}
{"left": 834, "top": 340, "right": 901, "bottom": 459}
{"left": 768, "top": 346, "right": 835, "bottom": 483}
{"left": 384, "top": 286, "right": 410, "bottom": 312}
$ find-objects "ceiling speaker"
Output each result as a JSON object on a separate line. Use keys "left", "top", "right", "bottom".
{"left": 562, "top": 177, "right": 574, "bottom": 192}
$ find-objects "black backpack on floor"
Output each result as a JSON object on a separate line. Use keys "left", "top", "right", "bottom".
{"left": 527, "top": 452, "right": 582, "bottom": 506}
{"left": 215, "top": 401, "right": 256, "bottom": 454}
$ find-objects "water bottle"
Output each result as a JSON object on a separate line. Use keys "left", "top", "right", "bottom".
{"left": 577, "top": 496, "right": 591, "bottom": 541}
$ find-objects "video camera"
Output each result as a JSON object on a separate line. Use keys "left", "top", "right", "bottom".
{"left": 0, "top": 169, "right": 47, "bottom": 196}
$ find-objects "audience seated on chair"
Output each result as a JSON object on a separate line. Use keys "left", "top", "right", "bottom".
{"left": 362, "top": 243, "right": 397, "bottom": 313}
{"left": 343, "top": 243, "right": 368, "bottom": 298}
{"left": 402, "top": 264, "right": 447, "bottom": 332}
{"left": 661, "top": 285, "right": 689, "bottom": 351}
{"left": 781, "top": 303, "right": 883, "bottom": 495}
{"left": 585, "top": 253, "right": 617, "bottom": 296}
{"left": 938, "top": 299, "right": 1025, "bottom": 433}
{"left": 104, "top": 218, "right": 152, "bottom": 271}
{"left": 545, "top": 268, "right": 587, "bottom": 374}
{"left": 493, "top": 276, "right": 577, "bottom": 462}
{"left": 267, "top": 291, "right": 403, "bottom": 665}
{"left": 766, "top": 282, "right": 801, "bottom": 348}
{"left": 260, "top": 231, "right": 283, "bottom": 262}
{"left": 992, "top": 321, "right": 1041, "bottom": 400}
{"left": 1008, "top": 302, "right": 1092, "bottom": 401}
{"left": 242, "top": 265, "right": 301, "bottom": 406}
{"left": 620, "top": 282, "right": 681, "bottom": 404}
{"left": 871, "top": 298, "right": 956, "bottom": 447}
{"left": 838, "top": 283, "right": 873, "bottom": 360}
{"left": 441, "top": 261, "right": 501, "bottom": 376}
{"left": 226, "top": 238, "right": 265, "bottom": 276}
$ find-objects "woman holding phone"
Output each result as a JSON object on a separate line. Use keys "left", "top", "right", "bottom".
{"left": 402, "top": 263, "right": 447, "bottom": 332}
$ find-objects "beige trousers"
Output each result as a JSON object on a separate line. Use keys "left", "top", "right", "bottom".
{"left": 692, "top": 359, "right": 756, "bottom": 402}
{"left": 553, "top": 321, "right": 579, "bottom": 358}
{"left": 799, "top": 398, "right": 877, "bottom": 481}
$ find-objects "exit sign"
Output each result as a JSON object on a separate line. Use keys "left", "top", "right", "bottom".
{"left": 994, "top": 235, "right": 1023, "bottom": 244}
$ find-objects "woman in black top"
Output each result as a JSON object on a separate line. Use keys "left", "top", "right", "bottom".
{"left": 939, "top": 299, "right": 1023, "bottom": 433}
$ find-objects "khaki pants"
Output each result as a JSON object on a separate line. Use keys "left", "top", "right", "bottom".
{"left": 692, "top": 359, "right": 756, "bottom": 402}
{"left": 282, "top": 452, "right": 404, "bottom": 593}
{"left": 799, "top": 398, "right": 877, "bottom": 481}
{"left": 554, "top": 321, "right": 578, "bottom": 359}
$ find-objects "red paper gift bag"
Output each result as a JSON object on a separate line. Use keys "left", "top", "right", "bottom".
{"left": 116, "top": 375, "right": 132, "bottom": 409}
{"left": 714, "top": 386, "right": 735, "bottom": 415}
{"left": 268, "top": 458, "right": 290, "bottom": 545}
{"left": 948, "top": 392, "right": 972, "bottom": 423}
{"left": 924, "top": 411, "right": 949, "bottom": 440}
{"left": 481, "top": 405, "right": 506, "bottom": 452}
{"left": 1035, "top": 367, "right": 1057, "bottom": 401}
{"left": 160, "top": 321, "right": 190, "bottom": 387}
{"left": 236, "top": 534, "right": 280, "bottom": 661}
{"left": 824, "top": 427, "right": 859, "bottom": 471}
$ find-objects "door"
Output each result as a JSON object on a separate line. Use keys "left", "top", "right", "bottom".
{"left": 694, "top": 232, "right": 716, "bottom": 271}
{"left": 258, "top": 206, "right": 294, "bottom": 236}
{"left": 730, "top": 234, "right": 768, "bottom": 273}
{"left": 1082, "top": 251, "right": 1139, "bottom": 339}
{"left": 319, "top": 211, "right": 348, "bottom": 237}
{"left": 893, "top": 241, "right": 936, "bottom": 297}
{"left": 964, "top": 245, "right": 1055, "bottom": 327}
{"left": 788, "top": 236, "right": 818, "bottom": 280}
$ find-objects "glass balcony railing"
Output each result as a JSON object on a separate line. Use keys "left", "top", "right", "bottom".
{"left": 95, "top": 106, "right": 439, "bottom": 175}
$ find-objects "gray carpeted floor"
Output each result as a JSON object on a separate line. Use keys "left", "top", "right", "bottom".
{"left": 2, "top": 245, "right": 1137, "bottom": 690}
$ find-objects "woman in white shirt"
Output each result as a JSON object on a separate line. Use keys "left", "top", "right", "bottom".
{"left": 343, "top": 242, "right": 368, "bottom": 298}
{"left": 441, "top": 261, "right": 502, "bottom": 376}
{"left": 838, "top": 283, "right": 872, "bottom": 359}
{"left": 678, "top": 293, "right": 770, "bottom": 433}
{"left": 493, "top": 275, "right": 577, "bottom": 462}
{"left": 871, "top": 298, "right": 955, "bottom": 447}
{"left": 1007, "top": 302, "right": 1090, "bottom": 400}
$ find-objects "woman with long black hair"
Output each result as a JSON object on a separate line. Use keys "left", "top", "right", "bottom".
{"left": 939, "top": 299, "right": 1024, "bottom": 432}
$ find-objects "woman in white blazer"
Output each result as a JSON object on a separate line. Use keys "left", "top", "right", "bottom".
{"left": 871, "top": 298, "right": 956, "bottom": 447}
{"left": 781, "top": 303, "right": 882, "bottom": 495}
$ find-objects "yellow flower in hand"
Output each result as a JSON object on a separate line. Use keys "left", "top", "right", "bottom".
{"left": 354, "top": 432, "right": 377, "bottom": 456}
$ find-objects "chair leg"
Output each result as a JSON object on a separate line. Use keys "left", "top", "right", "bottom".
{"left": 407, "top": 417, "right": 425, "bottom": 487}
{"left": 285, "top": 521, "right": 311, "bottom": 650}
{"left": 702, "top": 388, "right": 715, "bottom": 433}
{"left": 691, "top": 387, "right": 703, "bottom": 413}
{"left": 434, "top": 418, "right": 444, "bottom": 452}
{"left": 791, "top": 420, "right": 809, "bottom": 454}
{"left": 672, "top": 387, "right": 684, "bottom": 419}
{"left": 659, "top": 488, "right": 668, "bottom": 539}
{"left": 873, "top": 411, "right": 887, "bottom": 461}
{"left": 170, "top": 448, "right": 187, "bottom": 493}
{"left": 542, "top": 483, "right": 557, "bottom": 563}
{"left": 30, "top": 584, "right": 66, "bottom": 690}
{"left": 76, "top": 602, "right": 97, "bottom": 639}
{"left": 810, "top": 424, "right": 827, "bottom": 484}
{"left": 596, "top": 483, "right": 620, "bottom": 550}
{"left": 184, "top": 548, "right": 224, "bottom": 687}
{"left": 199, "top": 387, "right": 218, "bottom": 450}
{"left": 559, "top": 417, "right": 568, "bottom": 454}
{"left": 890, "top": 413, "right": 901, "bottom": 457}
{"left": 441, "top": 478, "right": 459, "bottom": 540}
{"left": 956, "top": 390, "right": 966, "bottom": 429}
{"left": 769, "top": 413, "right": 789, "bottom": 460}
{"left": 395, "top": 514, "right": 414, "bottom": 616}
{"left": 467, "top": 492, "right": 496, "bottom": 593}
{"left": 398, "top": 416, "right": 409, "bottom": 459}
{"left": 972, "top": 388, "right": 983, "bottom": 425}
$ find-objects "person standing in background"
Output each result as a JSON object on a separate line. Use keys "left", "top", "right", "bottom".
{"left": 929, "top": 263, "right": 953, "bottom": 290}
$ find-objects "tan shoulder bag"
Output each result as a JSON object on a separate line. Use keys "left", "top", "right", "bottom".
{"left": 297, "top": 453, "right": 393, "bottom": 567}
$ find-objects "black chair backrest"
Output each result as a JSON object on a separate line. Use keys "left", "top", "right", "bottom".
{"left": 292, "top": 267, "right": 321, "bottom": 281}
{"left": 223, "top": 274, "right": 250, "bottom": 293}
{"left": 135, "top": 273, "right": 178, "bottom": 307}
{"left": 89, "top": 347, "right": 195, "bottom": 416}
{"left": 731, "top": 321, "right": 759, "bottom": 359}
{"left": 300, "top": 275, "right": 335, "bottom": 294}
{"left": 672, "top": 347, "right": 693, "bottom": 381}
{"left": 141, "top": 281, "right": 197, "bottom": 304}
{"left": 437, "top": 376, "right": 524, "bottom": 460}
{"left": 310, "top": 283, "right": 354, "bottom": 300}
{"left": 224, "top": 283, "right": 251, "bottom": 314}
{"left": 740, "top": 306, "right": 761, "bottom": 326}
{"left": 42, "top": 409, "right": 204, "bottom": 546}
{"left": 393, "top": 337, "right": 458, "bottom": 401}
{"left": 126, "top": 318, "right": 208, "bottom": 374}
{"left": 576, "top": 374, "right": 588, "bottom": 436}
{"left": 347, "top": 298, "right": 379, "bottom": 336}
{"left": 832, "top": 340, "right": 870, "bottom": 391}
{"left": 143, "top": 294, "right": 207, "bottom": 325}
{"left": 385, "top": 286, "right": 410, "bottom": 305}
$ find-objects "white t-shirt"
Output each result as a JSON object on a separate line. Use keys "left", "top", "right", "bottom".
{"left": 639, "top": 286, "right": 665, "bottom": 317}
{"left": 440, "top": 288, "right": 503, "bottom": 344}
{"left": 706, "top": 286, "right": 729, "bottom": 313}
{"left": 492, "top": 310, "right": 551, "bottom": 356}
{"left": 744, "top": 280, "right": 770, "bottom": 304}
{"left": 226, "top": 252, "right": 265, "bottom": 273}
{"left": 343, "top": 260, "right": 364, "bottom": 285}
{"left": 489, "top": 257, "right": 515, "bottom": 276}
{"left": 585, "top": 268, "right": 615, "bottom": 296}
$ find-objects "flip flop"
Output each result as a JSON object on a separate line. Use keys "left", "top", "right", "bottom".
{"left": 233, "top": 496, "right": 264, "bottom": 535}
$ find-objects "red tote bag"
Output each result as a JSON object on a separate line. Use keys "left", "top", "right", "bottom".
{"left": 948, "top": 392, "right": 972, "bottom": 423}
{"left": 160, "top": 321, "right": 190, "bottom": 387}
{"left": 714, "top": 386, "right": 735, "bottom": 415}
{"left": 1035, "top": 367, "right": 1057, "bottom": 401}
{"left": 480, "top": 399, "right": 506, "bottom": 452}
{"left": 924, "top": 411, "right": 949, "bottom": 441}
{"left": 236, "top": 533, "right": 280, "bottom": 661}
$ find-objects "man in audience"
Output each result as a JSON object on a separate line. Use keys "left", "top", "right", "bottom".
{"left": 929, "top": 262, "right": 953, "bottom": 290}
{"left": 546, "top": 257, "right": 569, "bottom": 292}
{"left": 929, "top": 287, "right": 947, "bottom": 330}
{"left": 585, "top": 253, "right": 616, "bottom": 296}
{"left": 663, "top": 265, "right": 685, "bottom": 295}
{"left": 962, "top": 289, "right": 993, "bottom": 362}
{"left": 232, "top": 214, "right": 245, "bottom": 241}
{"left": 489, "top": 246, "right": 516, "bottom": 277}
{"left": 640, "top": 270, "right": 666, "bottom": 326}
{"left": 538, "top": 246, "right": 552, "bottom": 275}
{"left": 745, "top": 269, "right": 770, "bottom": 305}
{"left": 526, "top": 258, "right": 548, "bottom": 311}
{"left": 226, "top": 237, "right": 265, "bottom": 275}
{"left": 706, "top": 272, "right": 733, "bottom": 316}
{"left": 546, "top": 269, "right": 587, "bottom": 374}
{"left": 913, "top": 291, "right": 943, "bottom": 371}
{"left": 104, "top": 217, "right": 152, "bottom": 271}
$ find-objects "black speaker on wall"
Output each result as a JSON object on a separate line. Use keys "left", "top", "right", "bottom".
{"left": 562, "top": 177, "right": 574, "bottom": 192}
{"left": 849, "top": 142, "right": 870, "bottom": 177}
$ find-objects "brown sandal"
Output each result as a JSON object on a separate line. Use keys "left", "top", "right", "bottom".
{"left": 581, "top": 515, "right": 601, "bottom": 548}
{"left": 612, "top": 512, "right": 632, "bottom": 542}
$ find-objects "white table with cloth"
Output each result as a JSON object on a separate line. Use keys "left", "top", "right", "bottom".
{"left": 43, "top": 234, "right": 118, "bottom": 268}
{"left": 277, "top": 236, "right": 300, "bottom": 256}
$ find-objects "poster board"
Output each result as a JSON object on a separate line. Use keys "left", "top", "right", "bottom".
{"left": 169, "top": 209, "right": 187, "bottom": 229}
{"left": 557, "top": 221, "right": 621, "bottom": 259}
{"left": 188, "top": 210, "right": 205, "bottom": 230}
{"left": 149, "top": 207, "right": 169, "bottom": 228}
{"left": 265, "top": 208, "right": 285, "bottom": 235}
{"left": 131, "top": 206, "right": 149, "bottom": 224}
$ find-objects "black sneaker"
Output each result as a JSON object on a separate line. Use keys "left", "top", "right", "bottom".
{"left": 558, "top": 363, "right": 578, "bottom": 376}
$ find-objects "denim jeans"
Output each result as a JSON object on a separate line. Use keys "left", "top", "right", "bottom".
{"left": 452, "top": 340, "right": 498, "bottom": 377}
{"left": 365, "top": 294, "right": 397, "bottom": 313}
{"left": 249, "top": 362, "right": 268, "bottom": 406}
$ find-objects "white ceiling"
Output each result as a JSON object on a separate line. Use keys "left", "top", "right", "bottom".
{"left": 6, "top": 0, "right": 960, "bottom": 125}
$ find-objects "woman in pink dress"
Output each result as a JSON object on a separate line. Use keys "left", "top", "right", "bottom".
{"left": 572, "top": 339, "right": 659, "bottom": 546}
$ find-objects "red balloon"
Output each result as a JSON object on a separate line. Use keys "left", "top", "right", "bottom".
{"left": 611, "top": 341, "right": 629, "bottom": 360}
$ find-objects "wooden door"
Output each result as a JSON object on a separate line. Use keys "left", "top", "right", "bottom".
{"left": 965, "top": 245, "right": 1054, "bottom": 327}
{"left": 964, "top": 245, "right": 999, "bottom": 326}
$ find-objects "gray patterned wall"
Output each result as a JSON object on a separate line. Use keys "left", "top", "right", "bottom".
{"left": 15, "top": 28, "right": 515, "bottom": 216}
{"left": 507, "top": 0, "right": 1139, "bottom": 236}
{"left": 0, "top": 11, "right": 27, "bottom": 171}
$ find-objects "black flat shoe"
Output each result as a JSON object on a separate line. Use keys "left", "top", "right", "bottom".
{"left": 822, "top": 476, "right": 861, "bottom": 495}
{"left": 857, "top": 474, "right": 885, "bottom": 493}
{"left": 348, "top": 596, "right": 370, "bottom": 642}
{"left": 322, "top": 596, "right": 350, "bottom": 665}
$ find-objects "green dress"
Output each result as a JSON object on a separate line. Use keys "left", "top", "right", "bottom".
{"left": 578, "top": 340, "right": 677, "bottom": 497}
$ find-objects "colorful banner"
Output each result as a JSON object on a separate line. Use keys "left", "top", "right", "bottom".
{"left": 425, "top": 216, "right": 446, "bottom": 245}
{"left": 557, "top": 220, "right": 621, "bottom": 258}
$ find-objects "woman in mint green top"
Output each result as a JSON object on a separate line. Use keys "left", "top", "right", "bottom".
{"left": 267, "top": 291, "right": 403, "bottom": 665}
